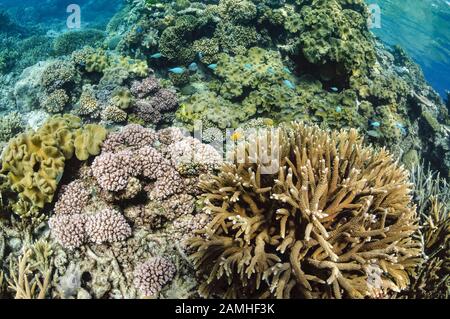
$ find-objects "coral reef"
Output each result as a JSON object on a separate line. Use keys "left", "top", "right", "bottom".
{"left": 189, "top": 123, "right": 421, "bottom": 298}
{"left": 38, "top": 124, "right": 221, "bottom": 298}
{"left": 53, "top": 30, "right": 106, "bottom": 56}
{"left": 0, "top": 0, "right": 449, "bottom": 301}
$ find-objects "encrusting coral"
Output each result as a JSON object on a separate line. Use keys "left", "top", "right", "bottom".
{"left": 189, "top": 122, "right": 422, "bottom": 299}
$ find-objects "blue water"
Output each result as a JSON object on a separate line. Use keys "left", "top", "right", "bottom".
{"left": 367, "top": 0, "right": 450, "bottom": 99}
{"left": 0, "top": 0, "right": 123, "bottom": 31}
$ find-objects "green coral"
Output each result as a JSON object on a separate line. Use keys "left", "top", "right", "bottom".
{"left": 176, "top": 91, "right": 245, "bottom": 130}
{"left": 53, "top": 29, "right": 106, "bottom": 56}
{"left": 0, "top": 115, "right": 107, "bottom": 213}
{"left": 292, "top": 0, "right": 376, "bottom": 78}
{"left": 40, "top": 89, "right": 69, "bottom": 113}
{"left": 85, "top": 50, "right": 149, "bottom": 78}
{"left": 41, "top": 60, "right": 79, "bottom": 93}
{"left": 192, "top": 38, "right": 220, "bottom": 65}
{"left": 0, "top": 112, "right": 23, "bottom": 144}
{"left": 214, "top": 23, "right": 259, "bottom": 55}
{"left": 111, "top": 89, "right": 133, "bottom": 110}
{"left": 217, "top": 0, "right": 257, "bottom": 24}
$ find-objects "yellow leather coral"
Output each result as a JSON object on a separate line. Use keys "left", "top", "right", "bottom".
{"left": 1, "top": 115, "right": 107, "bottom": 210}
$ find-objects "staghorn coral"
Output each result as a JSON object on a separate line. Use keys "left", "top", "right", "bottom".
{"left": 133, "top": 257, "right": 177, "bottom": 297}
{"left": 5, "top": 246, "right": 53, "bottom": 299}
{"left": 189, "top": 122, "right": 421, "bottom": 299}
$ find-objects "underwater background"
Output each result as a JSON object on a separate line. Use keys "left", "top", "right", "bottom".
{"left": 1, "top": 0, "right": 448, "bottom": 98}
{"left": 0, "top": 0, "right": 449, "bottom": 300}
{"left": 367, "top": 0, "right": 450, "bottom": 99}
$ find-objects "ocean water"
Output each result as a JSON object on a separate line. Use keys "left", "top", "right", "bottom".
{"left": 0, "top": 0, "right": 123, "bottom": 30}
{"left": 367, "top": 0, "right": 450, "bottom": 99}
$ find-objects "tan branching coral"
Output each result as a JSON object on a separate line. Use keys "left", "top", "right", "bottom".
{"left": 189, "top": 122, "right": 421, "bottom": 299}
{"left": 6, "top": 248, "right": 53, "bottom": 299}
{"left": 400, "top": 165, "right": 450, "bottom": 298}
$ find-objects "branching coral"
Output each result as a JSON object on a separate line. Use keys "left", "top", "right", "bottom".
{"left": 189, "top": 122, "right": 421, "bottom": 299}
{"left": 401, "top": 164, "right": 450, "bottom": 298}
{"left": 6, "top": 247, "right": 53, "bottom": 299}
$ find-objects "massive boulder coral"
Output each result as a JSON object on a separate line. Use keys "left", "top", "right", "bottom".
{"left": 189, "top": 122, "right": 422, "bottom": 298}
{"left": 0, "top": 114, "right": 107, "bottom": 213}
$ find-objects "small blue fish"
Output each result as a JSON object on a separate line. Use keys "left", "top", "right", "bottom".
{"left": 371, "top": 121, "right": 381, "bottom": 128}
{"left": 244, "top": 63, "right": 253, "bottom": 70}
{"left": 136, "top": 26, "right": 143, "bottom": 33}
{"left": 396, "top": 122, "right": 407, "bottom": 134}
{"left": 331, "top": 87, "right": 339, "bottom": 92}
{"left": 168, "top": 67, "right": 185, "bottom": 74}
{"left": 188, "top": 62, "right": 198, "bottom": 72}
{"left": 150, "top": 53, "right": 163, "bottom": 59}
{"left": 207, "top": 64, "right": 218, "bottom": 70}
{"left": 283, "top": 79, "right": 295, "bottom": 90}
{"left": 283, "top": 67, "right": 291, "bottom": 74}
{"left": 267, "top": 67, "right": 275, "bottom": 74}
{"left": 198, "top": 52, "right": 204, "bottom": 59}
{"left": 335, "top": 106, "right": 342, "bottom": 113}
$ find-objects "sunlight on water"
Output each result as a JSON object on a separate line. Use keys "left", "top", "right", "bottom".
{"left": 367, "top": 0, "right": 450, "bottom": 98}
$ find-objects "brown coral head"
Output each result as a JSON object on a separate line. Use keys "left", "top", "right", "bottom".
{"left": 189, "top": 122, "right": 421, "bottom": 299}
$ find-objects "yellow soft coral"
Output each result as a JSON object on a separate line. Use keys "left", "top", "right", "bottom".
{"left": 1, "top": 115, "right": 106, "bottom": 211}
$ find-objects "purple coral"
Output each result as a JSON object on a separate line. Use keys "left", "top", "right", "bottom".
{"left": 150, "top": 89, "right": 178, "bottom": 112}
{"left": 133, "top": 257, "right": 176, "bottom": 297}
{"left": 85, "top": 208, "right": 132, "bottom": 244}
{"left": 102, "top": 124, "right": 157, "bottom": 153}
{"left": 134, "top": 99, "right": 162, "bottom": 124}
{"left": 138, "top": 146, "right": 186, "bottom": 200}
{"left": 132, "top": 90, "right": 178, "bottom": 124}
{"left": 130, "top": 76, "right": 160, "bottom": 98}
{"left": 49, "top": 214, "right": 88, "bottom": 250}
{"left": 54, "top": 180, "right": 90, "bottom": 215}
{"left": 91, "top": 150, "right": 140, "bottom": 191}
